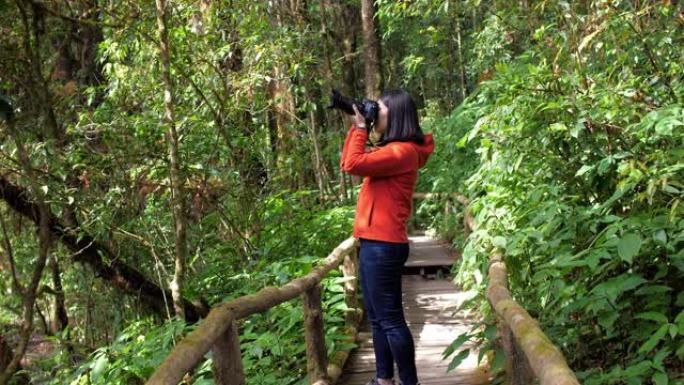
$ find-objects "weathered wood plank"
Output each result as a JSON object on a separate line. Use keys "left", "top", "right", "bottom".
{"left": 404, "top": 236, "right": 456, "bottom": 268}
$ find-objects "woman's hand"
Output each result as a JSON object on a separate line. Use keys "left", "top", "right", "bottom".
{"left": 351, "top": 104, "right": 366, "bottom": 128}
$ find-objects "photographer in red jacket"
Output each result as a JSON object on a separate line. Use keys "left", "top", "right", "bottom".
{"left": 340, "top": 89, "right": 434, "bottom": 385}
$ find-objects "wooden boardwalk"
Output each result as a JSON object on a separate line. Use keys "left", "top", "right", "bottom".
{"left": 337, "top": 236, "right": 490, "bottom": 385}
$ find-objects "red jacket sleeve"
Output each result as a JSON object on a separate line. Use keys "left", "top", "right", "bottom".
{"left": 340, "top": 124, "right": 356, "bottom": 170}
{"left": 341, "top": 125, "right": 418, "bottom": 177}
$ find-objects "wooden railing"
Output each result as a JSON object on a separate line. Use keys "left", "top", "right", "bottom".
{"left": 487, "top": 251, "right": 580, "bottom": 385}
{"left": 145, "top": 192, "right": 580, "bottom": 385}
{"left": 411, "top": 192, "right": 473, "bottom": 236}
{"left": 145, "top": 237, "right": 362, "bottom": 385}
{"left": 417, "top": 192, "right": 579, "bottom": 384}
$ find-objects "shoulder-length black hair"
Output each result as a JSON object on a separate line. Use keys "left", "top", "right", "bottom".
{"left": 378, "top": 89, "right": 424, "bottom": 145}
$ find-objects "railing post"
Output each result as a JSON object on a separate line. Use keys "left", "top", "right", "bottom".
{"left": 303, "top": 283, "right": 330, "bottom": 385}
{"left": 211, "top": 320, "right": 245, "bottom": 385}
{"left": 498, "top": 320, "right": 534, "bottom": 385}
{"left": 341, "top": 246, "right": 362, "bottom": 326}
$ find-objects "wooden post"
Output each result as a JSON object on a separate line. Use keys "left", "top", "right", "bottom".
{"left": 498, "top": 320, "right": 534, "bottom": 385}
{"left": 509, "top": 328, "right": 535, "bottom": 385}
{"left": 211, "top": 321, "right": 245, "bottom": 385}
{"left": 303, "top": 284, "right": 330, "bottom": 385}
{"left": 341, "top": 247, "right": 362, "bottom": 326}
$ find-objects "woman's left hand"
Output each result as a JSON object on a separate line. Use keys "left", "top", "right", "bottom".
{"left": 351, "top": 104, "right": 366, "bottom": 128}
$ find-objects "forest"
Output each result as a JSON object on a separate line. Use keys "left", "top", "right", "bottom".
{"left": 0, "top": 0, "right": 683, "bottom": 384}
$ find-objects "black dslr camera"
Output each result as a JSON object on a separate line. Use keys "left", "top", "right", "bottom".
{"left": 326, "top": 89, "right": 379, "bottom": 130}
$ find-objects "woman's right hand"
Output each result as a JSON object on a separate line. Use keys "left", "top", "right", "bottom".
{"left": 351, "top": 104, "right": 366, "bottom": 128}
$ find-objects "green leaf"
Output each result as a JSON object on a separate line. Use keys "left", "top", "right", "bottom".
{"left": 592, "top": 274, "right": 647, "bottom": 302}
{"left": 635, "top": 312, "right": 668, "bottom": 324}
{"left": 652, "top": 372, "right": 668, "bottom": 385}
{"left": 492, "top": 236, "right": 507, "bottom": 249}
{"left": 639, "top": 324, "right": 669, "bottom": 353}
{"left": 623, "top": 360, "right": 652, "bottom": 377}
{"left": 490, "top": 348, "right": 506, "bottom": 373}
{"left": 575, "top": 164, "right": 594, "bottom": 177}
{"left": 90, "top": 353, "right": 109, "bottom": 381}
{"left": 675, "top": 310, "right": 684, "bottom": 334}
{"left": 677, "top": 343, "right": 684, "bottom": 360}
{"left": 668, "top": 324, "right": 678, "bottom": 339}
{"left": 653, "top": 229, "right": 668, "bottom": 245}
{"left": 598, "top": 311, "right": 620, "bottom": 331}
{"left": 446, "top": 348, "right": 470, "bottom": 372}
{"left": 443, "top": 333, "right": 470, "bottom": 358}
{"left": 618, "top": 233, "right": 642, "bottom": 263}
{"left": 652, "top": 348, "right": 670, "bottom": 372}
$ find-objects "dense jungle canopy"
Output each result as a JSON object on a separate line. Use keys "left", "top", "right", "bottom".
{"left": 0, "top": 0, "right": 683, "bottom": 384}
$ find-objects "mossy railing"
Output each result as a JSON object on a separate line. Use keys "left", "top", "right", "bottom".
{"left": 418, "top": 192, "right": 579, "bottom": 384}
{"left": 145, "top": 237, "right": 361, "bottom": 385}
{"left": 145, "top": 192, "right": 579, "bottom": 385}
{"left": 486, "top": 250, "right": 580, "bottom": 385}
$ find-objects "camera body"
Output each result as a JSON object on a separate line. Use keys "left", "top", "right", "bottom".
{"left": 327, "top": 89, "right": 379, "bottom": 128}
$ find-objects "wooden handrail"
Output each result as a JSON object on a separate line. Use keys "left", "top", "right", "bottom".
{"left": 486, "top": 252, "right": 580, "bottom": 384}
{"left": 412, "top": 192, "right": 469, "bottom": 206}
{"left": 145, "top": 237, "right": 361, "bottom": 385}
{"left": 145, "top": 192, "right": 578, "bottom": 385}
{"left": 420, "top": 193, "right": 578, "bottom": 384}
{"left": 412, "top": 192, "right": 474, "bottom": 237}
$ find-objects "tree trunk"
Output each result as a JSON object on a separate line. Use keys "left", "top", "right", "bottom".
{"left": 454, "top": 0, "right": 468, "bottom": 102}
{"left": 446, "top": 0, "right": 457, "bottom": 108}
{"left": 0, "top": 335, "right": 28, "bottom": 385}
{"left": 267, "top": 65, "right": 296, "bottom": 187}
{"left": 49, "top": 255, "right": 68, "bottom": 334}
{"left": 331, "top": 1, "right": 360, "bottom": 99}
{"left": 0, "top": 176, "right": 207, "bottom": 322}
{"left": 308, "top": 111, "right": 330, "bottom": 200}
{"left": 0, "top": 119, "right": 51, "bottom": 385}
{"left": 360, "top": 0, "right": 382, "bottom": 99}
{"left": 155, "top": 0, "right": 188, "bottom": 320}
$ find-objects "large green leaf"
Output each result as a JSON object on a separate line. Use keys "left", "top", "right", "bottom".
{"left": 446, "top": 348, "right": 470, "bottom": 373}
{"left": 638, "top": 324, "right": 669, "bottom": 354}
{"left": 617, "top": 233, "right": 642, "bottom": 263}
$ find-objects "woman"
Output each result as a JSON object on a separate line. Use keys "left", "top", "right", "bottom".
{"left": 340, "top": 89, "right": 434, "bottom": 385}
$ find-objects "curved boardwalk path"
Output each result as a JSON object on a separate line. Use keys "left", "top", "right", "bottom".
{"left": 337, "top": 235, "right": 490, "bottom": 385}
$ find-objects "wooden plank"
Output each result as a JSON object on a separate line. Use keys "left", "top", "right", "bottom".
{"left": 339, "top": 367, "right": 490, "bottom": 385}
{"left": 404, "top": 236, "right": 457, "bottom": 268}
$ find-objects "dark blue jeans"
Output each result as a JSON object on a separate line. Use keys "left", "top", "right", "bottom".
{"left": 359, "top": 238, "right": 418, "bottom": 385}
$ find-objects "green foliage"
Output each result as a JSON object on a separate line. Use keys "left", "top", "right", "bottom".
{"left": 428, "top": 0, "right": 684, "bottom": 382}
{"left": 2, "top": 0, "right": 683, "bottom": 383}
{"left": 47, "top": 319, "right": 187, "bottom": 385}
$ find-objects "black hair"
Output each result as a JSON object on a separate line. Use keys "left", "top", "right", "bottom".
{"left": 378, "top": 89, "right": 424, "bottom": 145}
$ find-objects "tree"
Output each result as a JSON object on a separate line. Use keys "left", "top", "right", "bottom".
{"left": 360, "top": 0, "right": 382, "bottom": 99}
{"left": 155, "top": 0, "right": 189, "bottom": 320}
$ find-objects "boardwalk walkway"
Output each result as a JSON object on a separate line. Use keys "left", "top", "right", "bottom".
{"left": 337, "top": 235, "right": 490, "bottom": 385}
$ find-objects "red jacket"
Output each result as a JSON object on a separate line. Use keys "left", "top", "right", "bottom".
{"left": 340, "top": 124, "right": 435, "bottom": 243}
